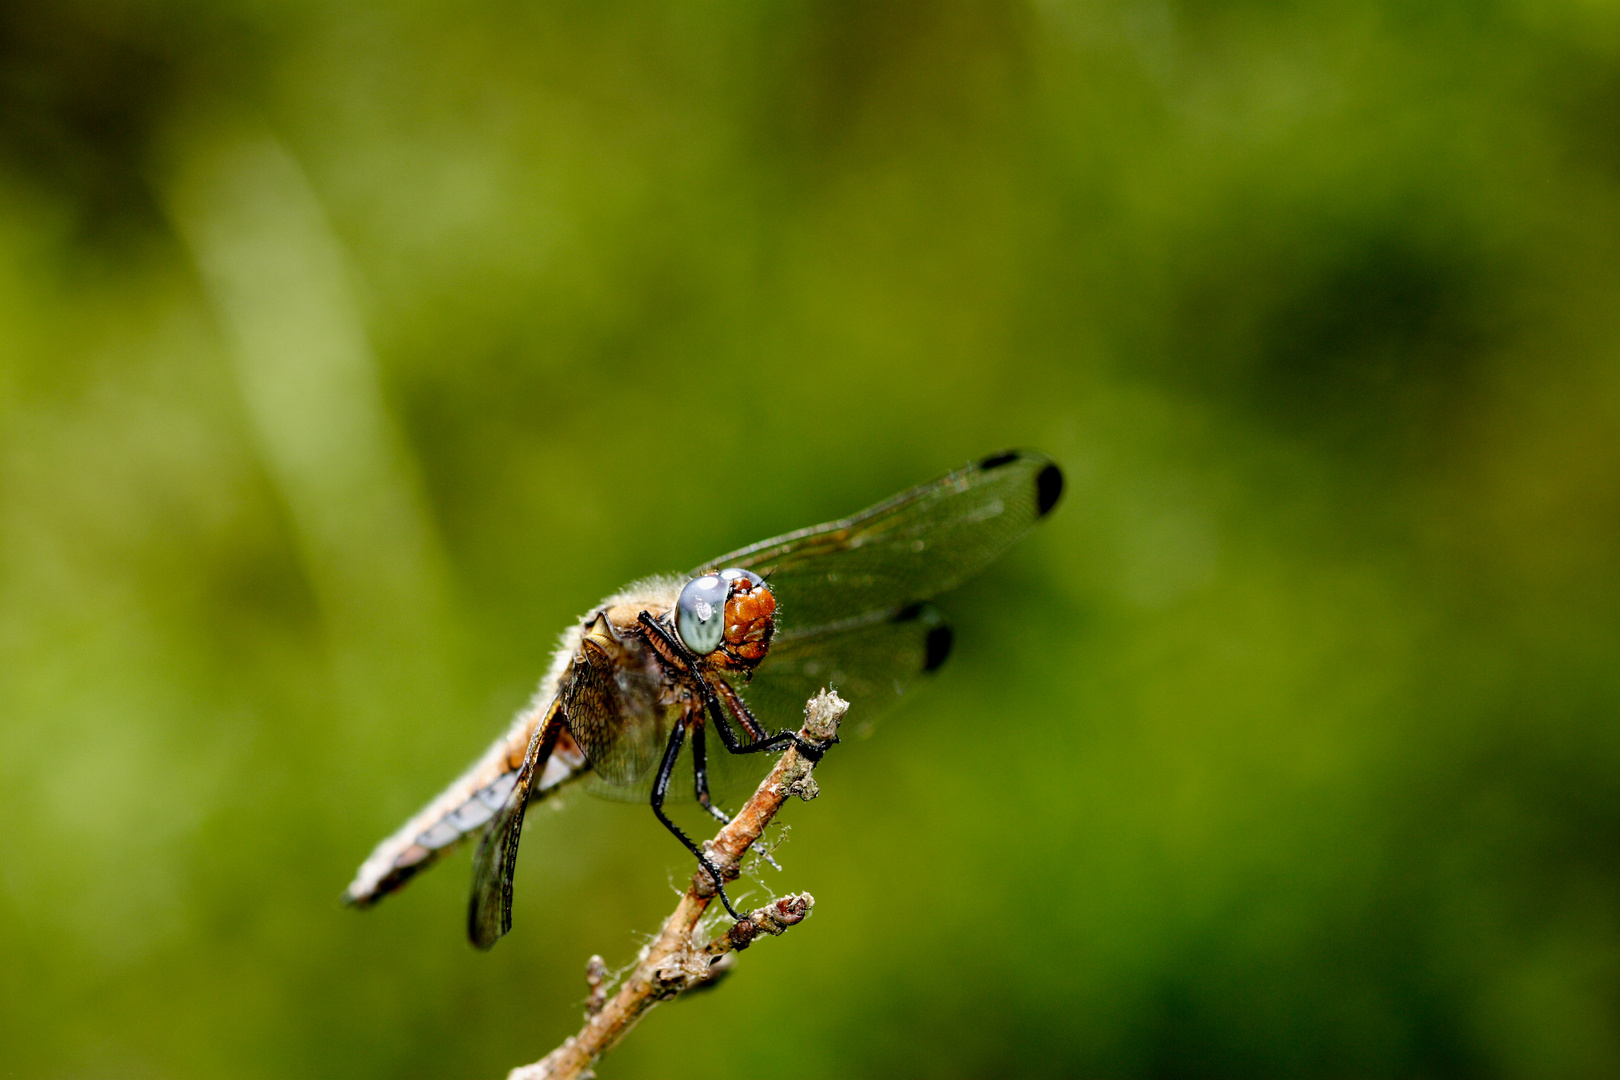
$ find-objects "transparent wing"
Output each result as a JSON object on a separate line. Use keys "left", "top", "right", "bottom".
{"left": 737, "top": 602, "right": 954, "bottom": 734}
{"left": 567, "top": 628, "right": 754, "bottom": 805}
{"left": 691, "top": 451, "right": 1062, "bottom": 636}
{"left": 582, "top": 722, "right": 756, "bottom": 805}
{"left": 564, "top": 637, "right": 670, "bottom": 790}
{"left": 467, "top": 706, "right": 564, "bottom": 950}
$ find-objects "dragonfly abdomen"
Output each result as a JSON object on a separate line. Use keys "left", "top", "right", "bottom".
{"left": 342, "top": 650, "right": 591, "bottom": 908}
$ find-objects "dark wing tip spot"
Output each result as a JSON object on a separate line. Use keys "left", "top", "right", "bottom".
{"left": 980, "top": 450, "right": 1020, "bottom": 470}
{"left": 893, "top": 601, "right": 926, "bottom": 623}
{"left": 1035, "top": 463, "right": 1064, "bottom": 517}
{"left": 923, "top": 623, "right": 954, "bottom": 672}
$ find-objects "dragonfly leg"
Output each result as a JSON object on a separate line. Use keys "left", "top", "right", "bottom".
{"left": 690, "top": 722, "right": 731, "bottom": 826}
{"left": 637, "top": 611, "right": 766, "bottom": 755}
{"left": 637, "top": 608, "right": 828, "bottom": 861}
{"left": 691, "top": 711, "right": 788, "bottom": 871}
{"left": 638, "top": 612, "right": 730, "bottom": 716}
{"left": 713, "top": 676, "right": 768, "bottom": 740}
{"left": 651, "top": 716, "right": 745, "bottom": 921}
{"left": 711, "top": 677, "right": 838, "bottom": 764}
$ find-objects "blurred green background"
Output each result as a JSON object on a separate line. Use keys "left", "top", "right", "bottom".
{"left": 3, "top": 1, "right": 1620, "bottom": 1076}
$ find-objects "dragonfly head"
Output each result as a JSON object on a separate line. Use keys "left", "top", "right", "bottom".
{"left": 675, "top": 568, "right": 775, "bottom": 671}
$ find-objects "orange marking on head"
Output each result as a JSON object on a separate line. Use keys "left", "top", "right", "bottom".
{"left": 721, "top": 578, "right": 776, "bottom": 666}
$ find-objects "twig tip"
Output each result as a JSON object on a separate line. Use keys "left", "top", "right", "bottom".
{"left": 804, "top": 688, "right": 848, "bottom": 742}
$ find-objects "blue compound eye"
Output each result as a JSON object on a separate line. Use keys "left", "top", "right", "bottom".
{"left": 675, "top": 575, "right": 728, "bottom": 655}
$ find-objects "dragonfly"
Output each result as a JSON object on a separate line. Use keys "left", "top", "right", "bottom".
{"left": 343, "top": 450, "right": 1064, "bottom": 948}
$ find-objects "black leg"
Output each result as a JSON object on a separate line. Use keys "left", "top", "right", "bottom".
{"left": 638, "top": 612, "right": 737, "bottom": 735}
{"left": 694, "top": 704, "right": 790, "bottom": 871}
{"left": 695, "top": 708, "right": 784, "bottom": 872}
{"left": 651, "top": 717, "right": 745, "bottom": 921}
{"left": 638, "top": 611, "right": 834, "bottom": 764}
{"left": 636, "top": 609, "right": 823, "bottom": 891}
{"left": 713, "top": 676, "right": 768, "bottom": 741}
{"left": 709, "top": 676, "right": 836, "bottom": 763}
{"left": 690, "top": 722, "right": 730, "bottom": 825}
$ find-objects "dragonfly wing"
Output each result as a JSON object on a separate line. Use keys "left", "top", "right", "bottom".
{"left": 561, "top": 623, "right": 678, "bottom": 804}
{"left": 738, "top": 602, "right": 953, "bottom": 733}
{"left": 467, "top": 709, "right": 566, "bottom": 950}
{"left": 579, "top": 715, "right": 691, "bottom": 802}
{"left": 692, "top": 451, "right": 1062, "bottom": 636}
{"left": 564, "top": 635, "right": 669, "bottom": 788}
{"left": 582, "top": 714, "right": 761, "bottom": 805}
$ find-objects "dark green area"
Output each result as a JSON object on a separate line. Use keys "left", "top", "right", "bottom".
{"left": 3, "top": 1, "right": 1619, "bottom": 1076}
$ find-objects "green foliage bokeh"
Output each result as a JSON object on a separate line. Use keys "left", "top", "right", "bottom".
{"left": 4, "top": 2, "right": 1620, "bottom": 1076}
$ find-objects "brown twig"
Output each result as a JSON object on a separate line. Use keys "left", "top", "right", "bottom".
{"left": 508, "top": 689, "right": 848, "bottom": 1080}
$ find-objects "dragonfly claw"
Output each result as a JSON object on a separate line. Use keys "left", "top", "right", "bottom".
{"left": 793, "top": 733, "right": 837, "bottom": 763}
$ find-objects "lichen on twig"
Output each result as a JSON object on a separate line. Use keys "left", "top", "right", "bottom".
{"left": 507, "top": 688, "right": 848, "bottom": 1080}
